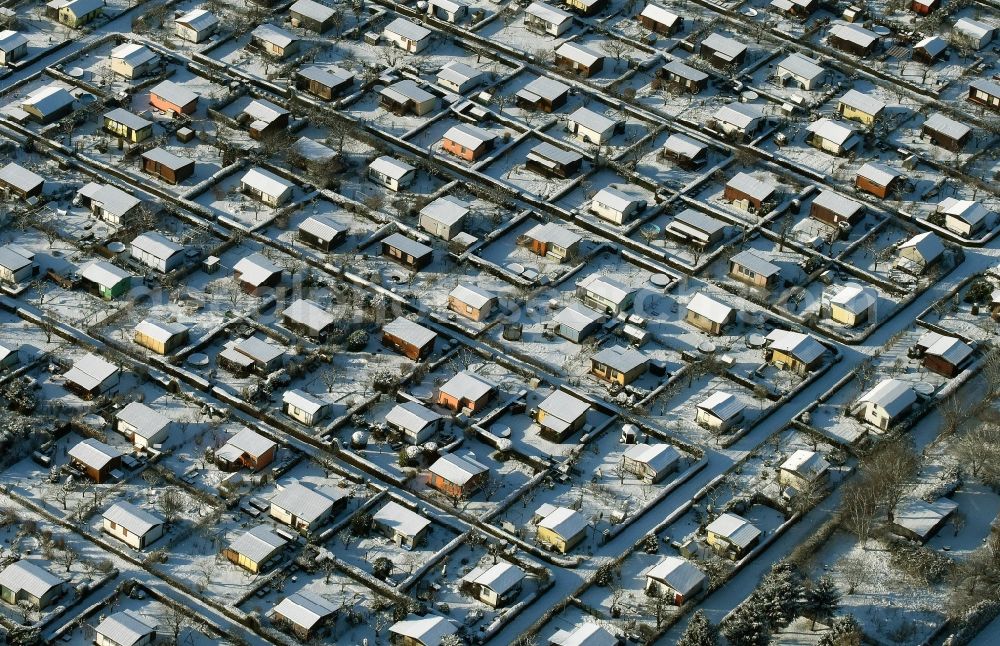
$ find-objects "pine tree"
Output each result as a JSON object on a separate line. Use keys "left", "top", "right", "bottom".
{"left": 723, "top": 603, "right": 769, "bottom": 646}
{"left": 758, "top": 561, "right": 805, "bottom": 630}
{"left": 804, "top": 576, "right": 841, "bottom": 630}
{"left": 817, "top": 614, "right": 862, "bottom": 646}
{"left": 677, "top": 610, "right": 717, "bottom": 646}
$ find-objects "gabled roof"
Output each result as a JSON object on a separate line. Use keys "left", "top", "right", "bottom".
{"left": 696, "top": 391, "right": 745, "bottom": 421}
{"left": 813, "top": 190, "right": 863, "bottom": 219}
{"left": 777, "top": 52, "right": 825, "bottom": 81}
{"left": 115, "top": 401, "right": 171, "bottom": 440}
{"left": 241, "top": 98, "right": 289, "bottom": 124}
{"left": 176, "top": 8, "right": 218, "bottom": 31}
{"left": 299, "top": 213, "right": 347, "bottom": 242}
{"left": 686, "top": 292, "right": 734, "bottom": 324}
{"left": 553, "top": 302, "right": 604, "bottom": 331}
{"left": 437, "top": 61, "right": 482, "bottom": 87}
{"left": 384, "top": 17, "right": 431, "bottom": 42}
{"left": 857, "top": 161, "right": 901, "bottom": 187}
{"left": 428, "top": 451, "right": 489, "bottom": 485}
{"left": 593, "top": 186, "right": 643, "bottom": 213}
{"left": 233, "top": 252, "right": 282, "bottom": 286}
{"left": 382, "top": 232, "right": 433, "bottom": 258}
{"left": 528, "top": 141, "right": 582, "bottom": 166}
{"left": 131, "top": 231, "right": 183, "bottom": 260}
{"left": 110, "top": 43, "right": 158, "bottom": 68}
{"left": 806, "top": 118, "right": 860, "bottom": 146}
{"left": 273, "top": 591, "right": 338, "bottom": 630}
{"left": 282, "top": 298, "right": 335, "bottom": 332}
{"left": 0, "top": 244, "right": 33, "bottom": 273}
{"left": 96, "top": 610, "right": 156, "bottom": 646}
{"left": 282, "top": 389, "right": 326, "bottom": 416}
{"left": 374, "top": 501, "right": 431, "bottom": 538}
{"left": 713, "top": 102, "right": 763, "bottom": 129}
{"left": 150, "top": 80, "right": 198, "bottom": 109}
{"left": 526, "top": 221, "right": 582, "bottom": 249}
{"left": 537, "top": 389, "right": 590, "bottom": 423}
{"left": 639, "top": 4, "right": 680, "bottom": 26}
{"left": 252, "top": 23, "right": 298, "bottom": 48}
{"left": 555, "top": 41, "right": 603, "bottom": 67}
{"left": 701, "top": 33, "right": 746, "bottom": 61}
{"left": 727, "top": 172, "right": 775, "bottom": 202}
{"left": 298, "top": 64, "right": 353, "bottom": 88}
{"left": 898, "top": 231, "right": 943, "bottom": 262}
{"left": 422, "top": 195, "right": 470, "bottom": 226}
{"left": 577, "top": 273, "right": 634, "bottom": 304}
{"left": 0, "top": 31, "right": 28, "bottom": 53}
{"left": 386, "top": 401, "right": 442, "bottom": 433}
{"left": 389, "top": 614, "right": 457, "bottom": 645}
{"left": 591, "top": 344, "right": 647, "bottom": 373}
{"left": 383, "top": 317, "right": 436, "bottom": 348}
{"left": 290, "top": 0, "right": 335, "bottom": 21}
{"left": 525, "top": 1, "right": 573, "bottom": 25}
{"left": 240, "top": 167, "right": 294, "bottom": 198}
{"left": 645, "top": 556, "right": 705, "bottom": 596}
{"left": 537, "top": 505, "right": 587, "bottom": 539}
{"left": 369, "top": 155, "right": 415, "bottom": 180}
{"left": 79, "top": 182, "right": 141, "bottom": 217}
{"left": 623, "top": 443, "right": 679, "bottom": 473}
{"left": 69, "top": 438, "right": 125, "bottom": 470}
{"left": 706, "top": 512, "right": 760, "bottom": 548}
{"left": 780, "top": 449, "right": 829, "bottom": 481}
{"left": 859, "top": 378, "right": 916, "bottom": 416}
{"left": 828, "top": 23, "right": 879, "bottom": 48}
{"left": 830, "top": 284, "right": 876, "bottom": 314}
{"left": 103, "top": 501, "right": 163, "bottom": 536}
{"left": 472, "top": 562, "right": 525, "bottom": 595}
{"left": 23, "top": 86, "right": 74, "bottom": 116}
{"left": 568, "top": 106, "right": 618, "bottom": 135}
{"left": 439, "top": 370, "right": 494, "bottom": 402}
{"left": 0, "top": 162, "right": 43, "bottom": 192}
{"left": 954, "top": 16, "right": 994, "bottom": 41}
{"left": 62, "top": 0, "right": 103, "bottom": 18}
{"left": 228, "top": 525, "right": 287, "bottom": 562}
{"left": 938, "top": 198, "right": 991, "bottom": 226}
{"left": 923, "top": 112, "right": 971, "bottom": 141}
{"left": 64, "top": 353, "right": 119, "bottom": 392}
{"left": 925, "top": 335, "right": 973, "bottom": 365}
{"left": 270, "top": 481, "right": 345, "bottom": 522}
{"left": 0, "top": 560, "right": 63, "bottom": 600}
{"left": 224, "top": 427, "right": 277, "bottom": 458}
{"left": 914, "top": 35, "right": 948, "bottom": 57}
{"left": 549, "top": 623, "right": 617, "bottom": 646}
{"left": 765, "top": 329, "right": 826, "bottom": 364}
{"left": 442, "top": 123, "right": 495, "bottom": 149}
{"left": 838, "top": 88, "right": 885, "bottom": 116}
{"left": 382, "top": 79, "right": 436, "bottom": 105}
{"left": 663, "top": 132, "right": 708, "bottom": 159}
{"left": 449, "top": 283, "right": 494, "bottom": 308}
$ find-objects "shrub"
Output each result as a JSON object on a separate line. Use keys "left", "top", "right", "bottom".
{"left": 346, "top": 330, "right": 370, "bottom": 351}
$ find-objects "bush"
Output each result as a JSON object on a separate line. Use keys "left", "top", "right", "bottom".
{"left": 346, "top": 330, "right": 370, "bottom": 351}
{"left": 888, "top": 541, "right": 951, "bottom": 584}
{"left": 964, "top": 278, "right": 993, "bottom": 304}
{"left": 349, "top": 512, "right": 373, "bottom": 537}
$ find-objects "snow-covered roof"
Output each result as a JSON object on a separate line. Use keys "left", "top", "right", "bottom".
{"left": 577, "top": 273, "right": 634, "bottom": 304}
{"left": 273, "top": 591, "right": 338, "bottom": 630}
{"left": 525, "top": 1, "right": 573, "bottom": 25}
{"left": 686, "top": 292, "right": 734, "bottom": 324}
{"left": 282, "top": 298, "right": 335, "bottom": 333}
{"left": 765, "top": 329, "right": 826, "bottom": 364}
{"left": 64, "top": 353, "right": 119, "bottom": 392}
{"left": 176, "top": 8, "right": 218, "bottom": 31}
{"left": 971, "top": 78, "right": 1000, "bottom": 98}
{"left": 701, "top": 33, "right": 746, "bottom": 61}
{"left": 131, "top": 231, "right": 182, "bottom": 261}
{"left": 298, "top": 64, "right": 353, "bottom": 88}
{"left": 374, "top": 501, "right": 431, "bottom": 538}
{"left": 428, "top": 452, "right": 489, "bottom": 485}
{"left": 938, "top": 198, "right": 991, "bottom": 227}
{"left": 437, "top": 61, "right": 482, "bottom": 87}
{"left": 62, "top": 0, "right": 103, "bottom": 17}
{"left": 0, "top": 162, "right": 43, "bottom": 192}
{"left": 593, "top": 186, "right": 642, "bottom": 213}
{"left": 537, "top": 390, "right": 590, "bottom": 423}
{"left": 80, "top": 182, "right": 141, "bottom": 217}
{"left": 549, "top": 622, "right": 617, "bottom": 646}
{"left": 103, "top": 501, "right": 163, "bottom": 536}
{"left": 556, "top": 41, "right": 602, "bottom": 67}
{"left": 838, "top": 88, "right": 885, "bottom": 116}
{"left": 95, "top": 611, "right": 156, "bottom": 646}
{"left": 592, "top": 344, "right": 647, "bottom": 373}
{"left": 282, "top": 389, "right": 326, "bottom": 416}
{"left": 859, "top": 378, "right": 916, "bottom": 416}
{"left": 442, "top": 123, "right": 495, "bottom": 149}
{"left": 645, "top": 556, "right": 705, "bottom": 596}
{"left": 670, "top": 209, "right": 725, "bottom": 239}
{"left": 384, "top": 17, "right": 431, "bottom": 42}
{"left": 830, "top": 284, "right": 876, "bottom": 314}
{"left": 383, "top": 232, "right": 433, "bottom": 258}
{"left": 290, "top": 0, "right": 335, "bottom": 21}
{"left": 894, "top": 498, "right": 958, "bottom": 539}
{"left": 729, "top": 250, "right": 781, "bottom": 278}
{"left": 389, "top": 614, "right": 457, "bottom": 645}
{"left": 914, "top": 35, "right": 948, "bottom": 57}
{"left": 954, "top": 17, "right": 994, "bottom": 41}
{"left": 0, "top": 244, "right": 33, "bottom": 273}
{"left": 240, "top": 167, "right": 293, "bottom": 199}
{"left": 898, "top": 231, "right": 943, "bottom": 262}
{"left": 662, "top": 59, "right": 708, "bottom": 82}
{"left": 241, "top": 98, "right": 288, "bottom": 124}
{"left": 141, "top": 146, "right": 191, "bottom": 172}
{"left": 856, "top": 161, "right": 901, "bottom": 187}
{"left": 777, "top": 52, "right": 824, "bottom": 81}
{"left": 386, "top": 401, "right": 442, "bottom": 433}
{"left": 538, "top": 505, "right": 588, "bottom": 539}
{"left": 430, "top": 0, "right": 469, "bottom": 13}
{"left": 439, "top": 370, "right": 494, "bottom": 402}
{"left": 233, "top": 252, "right": 281, "bottom": 287}
{"left": 696, "top": 391, "right": 745, "bottom": 421}
{"left": 568, "top": 107, "right": 617, "bottom": 135}
{"left": 23, "top": 86, "right": 75, "bottom": 117}
{"left": 706, "top": 512, "right": 760, "bottom": 548}
{"left": 270, "top": 481, "right": 344, "bottom": 521}
{"left": 780, "top": 449, "right": 829, "bottom": 481}
{"left": 663, "top": 132, "right": 708, "bottom": 159}
{"left": 231, "top": 336, "right": 284, "bottom": 365}
{"left": 925, "top": 335, "right": 973, "bottom": 365}
{"left": 553, "top": 302, "right": 604, "bottom": 331}
{"left": 449, "top": 283, "right": 495, "bottom": 308}
{"left": 0, "top": 31, "right": 28, "bottom": 53}
{"left": 252, "top": 23, "right": 297, "bottom": 48}
{"left": 472, "top": 562, "right": 525, "bottom": 595}
{"left": 228, "top": 525, "right": 287, "bottom": 562}
{"left": 727, "top": 172, "right": 774, "bottom": 202}
{"left": 299, "top": 214, "right": 347, "bottom": 242}
{"left": 383, "top": 317, "right": 436, "bottom": 348}
{"left": 421, "top": 196, "right": 470, "bottom": 229}
{"left": 806, "top": 118, "right": 859, "bottom": 146}
{"left": 623, "top": 443, "right": 679, "bottom": 472}
{"left": 115, "top": 401, "right": 171, "bottom": 440}
{"left": 224, "top": 427, "right": 277, "bottom": 458}
{"left": 0, "top": 561, "right": 63, "bottom": 600}
{"left": 518, "top": 76, "right": 570, "bottom": 103}
{"left": 525, "top": 221, "right": 582, "bottom": 249}
{"left": 813, "top": 190, "right": 863, "bottom": 219}
{"left": 639, "top": 4, "right": 680, "bottom": 26}
{"left": 715, "top": 102, "right": 765, "bottom": 129}
{"left": 150, "top": 80, "right": 198, "bottom": 109}
{"left": 527, "top": 141, "right": 581, "bottom": 166}
{"left": 369, "top": 155, "right": 415, "bottom": 180}
{"left": 382, "top": 80, "right": 436, "bottom": 106}
{"left": 110, "top": 42, "right": 157, "bottom": 68}
{"left": 828, "top": 23, "right": 879, "bottom": 48}
{"left": 923, "top": 112, "right": 970, "bottom": 141}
